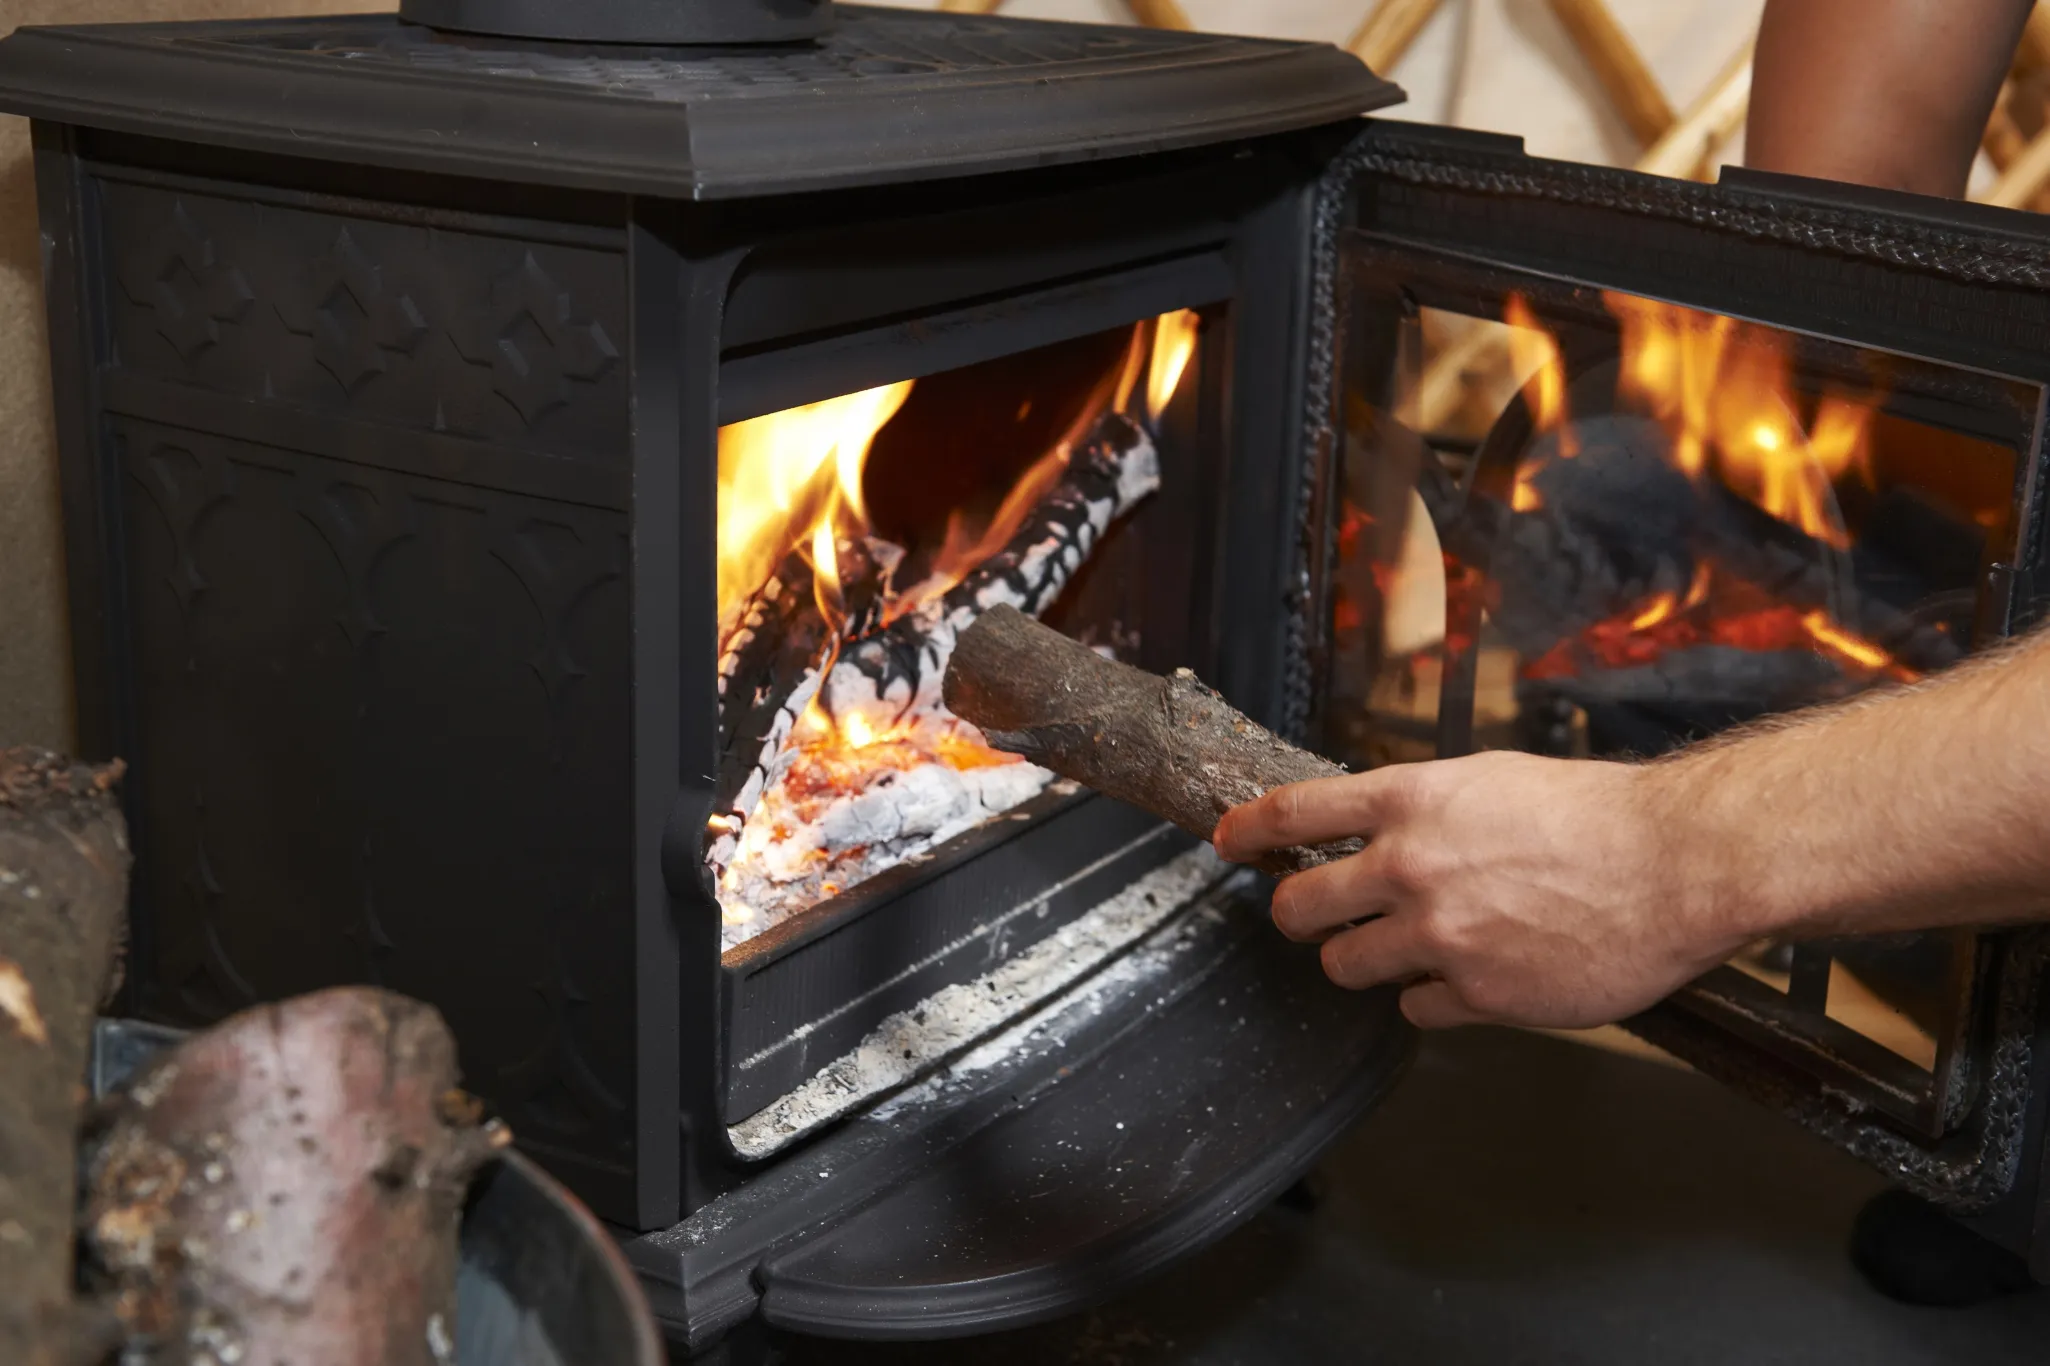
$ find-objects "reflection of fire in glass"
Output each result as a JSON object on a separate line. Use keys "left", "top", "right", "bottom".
{"left": 711, "top": 312, "right": 1201, "bottom": 948}
{"left": 1492, "top": 292, "right": 1912, "bottom": 696}
{"left": 1340, "top": 292, "right": 2010, "bottom": 770}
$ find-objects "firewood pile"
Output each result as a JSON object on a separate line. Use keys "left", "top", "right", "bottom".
{"left": 0, "top": 747, "right": 511, "bottom": 1366}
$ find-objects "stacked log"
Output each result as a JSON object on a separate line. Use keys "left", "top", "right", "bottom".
{"left": 0, "top": 749, "right": 130, "bottom": 1366}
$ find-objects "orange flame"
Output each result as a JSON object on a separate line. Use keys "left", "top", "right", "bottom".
{"left": 1474, "top": 294, "right": 1906, "bottom": 692}
{"left": 1147, "top": 309, "right": 1200, "bottom": 422}
{"left": 1629, "top": 591, "right": 1678, "bottom": 632}
{"left": 1603, "top": 293, "right": 1874, "bottom": 547}
{"left": 717, "top": 381, "right": 914, "bottom": 624}
{"left": 1801, "top": 609, "right": 1894, "bottom": 672}
{"left": 1504, "top": 293, "right": 1574, "bottom": 447}
{"left": 717, "top": 309, "right": 1198, "bottom": 831}
{"left": 1504, "top": 292, "right": 1578, "bottom": 511}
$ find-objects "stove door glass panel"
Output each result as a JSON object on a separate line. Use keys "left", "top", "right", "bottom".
{"left": 1330, "top": 260, "right": 2028, "bottom": 1137}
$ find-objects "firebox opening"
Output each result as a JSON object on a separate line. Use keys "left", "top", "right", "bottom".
{"left": 1334, "top": 283, "right": 2025, "bottom": 1111}
{"left": 712, "top": 311, "right": 1205, "bottom": 953}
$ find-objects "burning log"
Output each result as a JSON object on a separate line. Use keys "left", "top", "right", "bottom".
{"left": 716, "top": 538, "right": 897, "bottom": 748}
{"left": 945, "top": 605, "right": 1360, "bottom": 878}
{"left": 0, "top": 748, "right": 129, "bottom": 1366}
{"left": 1529, "top": 644, "right": 1850, "bottom": 712}
{"left": 710, "top": 536, "right": 896, "bottom": 871}
{"left": 80, "top": 986, "right": 507, "bottom": 1366}
{"left": 821, "top": 410, "right": 1160, "bottom": 729}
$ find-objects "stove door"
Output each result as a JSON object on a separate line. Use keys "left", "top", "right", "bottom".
{"left": 1315, "top": 120, "right": 2050, "bottom": 1226}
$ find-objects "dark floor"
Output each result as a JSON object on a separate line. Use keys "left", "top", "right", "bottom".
{"left": 777, "top": 1025, "right": 2050, "bottom": 1365}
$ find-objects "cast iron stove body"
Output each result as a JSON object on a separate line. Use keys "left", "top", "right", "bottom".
{"left": 0, "top": 4, "right": 1416, "bottom": 1347}
{"left": 13, "top": 1, "right": 2050, "bottom": 1351}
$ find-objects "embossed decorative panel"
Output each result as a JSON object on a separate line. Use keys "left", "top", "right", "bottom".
{"left": 117, "top": 417, "right": 637, "bottom": 1186}
{"left": 102, "top": 181, "right": 629, "bottom": 463}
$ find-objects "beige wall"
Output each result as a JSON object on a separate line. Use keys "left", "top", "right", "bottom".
{"left": 0, "top": 0, "right": 1753, "bottom": 751}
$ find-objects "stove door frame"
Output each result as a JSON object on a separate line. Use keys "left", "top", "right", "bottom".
{"left": 663, "top": 129, "right": 1370, "bottom": 1208}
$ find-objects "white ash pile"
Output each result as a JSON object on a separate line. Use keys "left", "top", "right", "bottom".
{"left": 715, "top": 714, "right": 1064, "bottom": 949}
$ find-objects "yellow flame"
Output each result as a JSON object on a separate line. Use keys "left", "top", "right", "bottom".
{"left": 1511, "top": 467, "right": 1544, "bottom": 512}
{"left": 1146, "top": 309, "right": 1200, "bottom": 422}
{"left": 1629, "top": 592, "right": 1679, "bottom": 631}
{"left": 1113, "top": 322, "right": 1148, "bottom": 416}
{"left": 1503, "top": 293, "right": 1574, "bottom": 453}
{"left": 1680, "top": 560, "right": 1712, "bottom": 611}
{"left": 1603, "top": 292, "right": 1875, "bottom": 548}
{"left": 841, "top": 712, "right": 876, "bottom": 749}
{"left": 716, "top": 380, "right": 913, "bottom": 622}
{"left": 1609, "top": 293, "right": 1734, "bottom": 479}
{"left": 1802, "top": 610, "right": 1892, "bottom": 671}
{"left": 808, "top": 520, "right": 845, "bottom": 630}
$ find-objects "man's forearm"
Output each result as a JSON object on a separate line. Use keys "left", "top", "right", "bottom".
{"left": 1663, "top": 628, "right": 2050, "bottom": 943}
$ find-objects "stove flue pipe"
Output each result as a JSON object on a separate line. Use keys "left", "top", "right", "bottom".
{"left": 399, "top": 0, "right": 833, "bottom": 44}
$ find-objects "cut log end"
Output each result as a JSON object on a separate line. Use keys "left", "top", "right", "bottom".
{"left": 943, "top": 606, "right": 1362, "bottom": 878}
{"left": 81, "top": 986, "right": 504, "bottom": 1366}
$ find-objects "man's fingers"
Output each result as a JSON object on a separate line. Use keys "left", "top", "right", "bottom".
{"left": 1316, "top": 916, "right": 1436, "bottom": 991}
{"left": 1214, "top": 770, "right": 1412, "bottom": 862}
{"left": 1270, "top": 853, "right": 1406, "bottom": 942}
{"left": 1399, "top": 979, "right": 1486, "bottom": 1029}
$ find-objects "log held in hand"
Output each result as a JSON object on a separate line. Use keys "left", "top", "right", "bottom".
{"left": 943, "top": 605, "right": 1361, "bottom": 877}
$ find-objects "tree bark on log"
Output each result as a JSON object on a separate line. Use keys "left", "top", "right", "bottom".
{"left": 944, "top": 606, "right": 1360, "bottom": 878}
{"left": 0, "top": 748, "right": 130, "bottom": 1366}
{"left": 822, "top": 410, "right": 1161, "bottom": 727}
{"left": 80, "top": 986, "right": 507, "bottom": 1366}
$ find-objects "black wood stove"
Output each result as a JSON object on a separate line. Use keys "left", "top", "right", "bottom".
{"left": 8, "top": 0, "right": 2050, "bottom": 1351}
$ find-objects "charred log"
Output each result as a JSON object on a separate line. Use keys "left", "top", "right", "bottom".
{"left": 0, "top": 748, "right": 129, "bottom": 1366}
{"left": 709, "top": 537, "right": 895, "bottom": 874}
{"left": 716, "top": 538, "right": 898, "bottom": 751}
{"left": 1528, "top": 645, "right": 1852, "bottom": 712}
{"left": 80, "top": 986, "right": 507, "bottom": 1366}
{"left": 945, "top": 606, "right": 1358, "bottom": 879}
{"left": 822, "top": 411, "right": 1161, "bottom": 728}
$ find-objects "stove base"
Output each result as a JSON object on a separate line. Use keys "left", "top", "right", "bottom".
{"left": 631, "top": 877, "right": 1413, "bottom": 1351}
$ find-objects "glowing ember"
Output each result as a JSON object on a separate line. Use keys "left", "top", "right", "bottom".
{"left": 1520, "top": 569, "right": 1915, "bottom": 686}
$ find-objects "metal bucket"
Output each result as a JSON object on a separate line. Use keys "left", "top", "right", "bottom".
{"left": 90, "top": 1019, "right": 665, "bottom": 1366}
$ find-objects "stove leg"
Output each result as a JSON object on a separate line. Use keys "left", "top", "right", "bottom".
{"left": 673, "top": 1320, "right": 788, "bottom": 1365}
{"left": 1274, "top": 1174, "right": 1322, "bottom": 1214}
{"left": 1849, "top": 1189, "right": 2035, "bottom": 1306}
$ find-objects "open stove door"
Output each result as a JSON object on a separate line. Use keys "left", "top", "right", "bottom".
{"left": 1322, "top": 119, "right": 2050, "bottom": 1270}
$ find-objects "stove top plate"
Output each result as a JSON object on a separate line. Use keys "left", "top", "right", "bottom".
{"left": 0, "top": 7, "right": 1400, "bottom": 198}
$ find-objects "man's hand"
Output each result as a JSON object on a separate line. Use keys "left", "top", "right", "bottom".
{"left": 1212, "top": 752, "right": 1758, "bottom": 1030}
